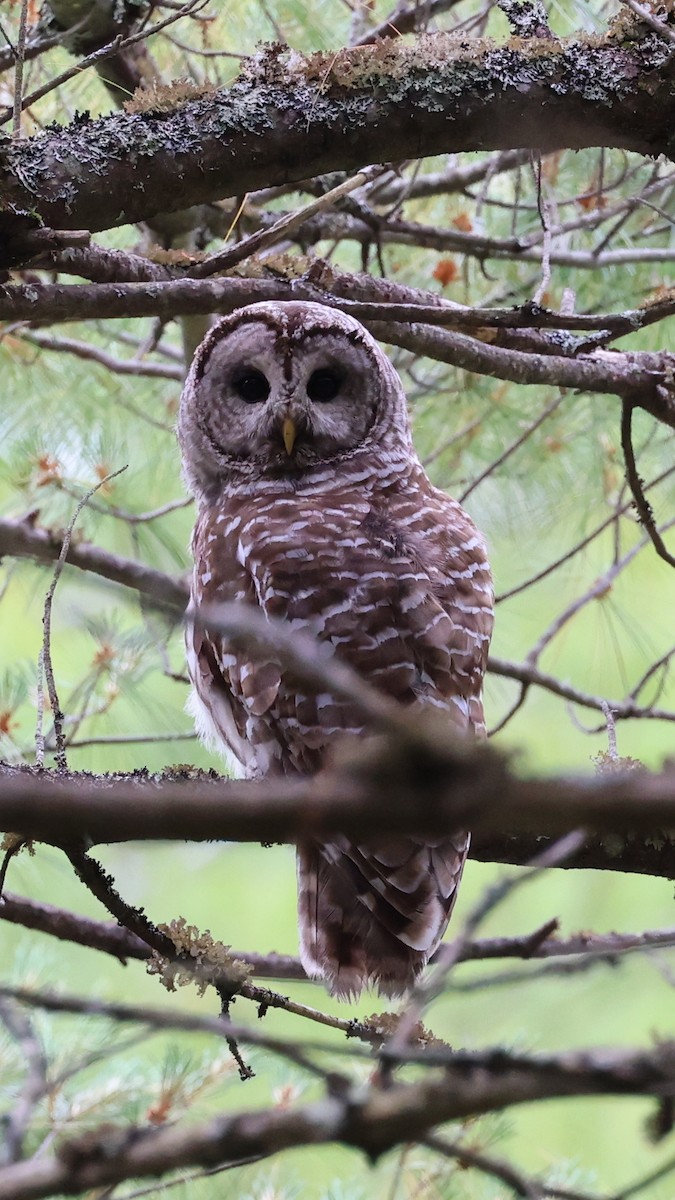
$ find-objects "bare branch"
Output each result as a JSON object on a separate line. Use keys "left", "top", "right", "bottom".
{"left": 1, "top": 731, "right": 675, "bottom": 853}
{"left": 59, "top": 844, "right": 379, "bottom": 1046}
{"left": 354, "top": 0, "right": 465, "bottom": 44}
{"left": 489, "top": 655, "right": 675, "bottom": 724}
{"left": 0, "top": 0, "right": 209, "bottom": 126}
{"left": 424, "top": 1132, "right": 543, "bottom": 1199}
{"left": 620, "top": 0, "right": 675, "bottom": 45}
{"left": 0, "top": 1024, "right": 673, "bottom": 1200}
{"left": 35, "top": 469, "right": 128, "bottom": 771}
{"left": 0, "top": 32, "right": 63, "bottom": 76}
{"left": 0, "top": 517, "right": 189, "bottom": 613}
{"left": 460, "top": 391, "right": 565, "bottom": 503}
{"left": 1, "top": 277, "right": 673, "bottom": 427}
{"left": 15, "top": 331, "right": 183, "bottom": 381}
{"left": 0, "top": 892, "right": 301, "bottom": 977}
{"left": 496, "top": 463, "right": 675, "bottom": 602}
{"left": 10, "top": 0, "right": 28, "bottom": 139}
{"left": 621, "top": 400, "right": 675, "bottom": 568}
{"left": 0, "top": 997, "right": 48, "bottom": 1166}
{"left": 386, "top": 833, "right": 585, "bottom": 1057}
{"left": 3, "top": 520, "right": 673, "bottom": 743}
{"left": 189, "top": 165, "right": 388, "bottom": 278}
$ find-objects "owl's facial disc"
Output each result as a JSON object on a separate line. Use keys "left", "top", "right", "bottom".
{"left": 199, "top": 321, "right": 380, "bottom": 472}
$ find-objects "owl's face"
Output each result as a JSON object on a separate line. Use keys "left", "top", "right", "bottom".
{"left": 179, "top": 302, "right": 411, "bottom": 498}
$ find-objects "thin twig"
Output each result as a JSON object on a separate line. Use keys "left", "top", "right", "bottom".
{"left": 459, "top": 391, "right": 565, "bottom": 503}
{"left": 0, "top": 842, "right": 25, "bottom": 905}
{"left": 62, "top": 846, "right": 378, "bottom": 1047}
{"left": 524, "top": 514, "right": 675, "bottom": 668}
{"left": 620, "top": 0, "right": 675, "bottom": 45}
{"left": 57, "top": 486, "right": 192, "bottom": 526}
{"left": 497, "top": 462, "right": 675, "bottom": 602}
{"left": 34, "top": 647, "right": 46, "bottom": 770}
{"left": 488, "top": 655, "right": 675, "bottom": 724}
{"left": 425, "top": 1132, "right": 542, "bottom": 1198}
{"left": 629, "top": 643, "right": 675, "bottom": 705}
{"left": 187, "top": 164, "right": 388, "bottom": 278}
{"left": 601, "top": 701, "right": 618, "bottom": 761}
{"left": 35, "top": 467, "right": 128, "bottom": 771}
{"left": 0, "top": 0, "right": 210, "bottom": 126}
{"left": 10, "top": 0, "right": 28, "bottom": 139}
{"left": 532, "top": 153, "right": 553, "bottom": 307}
{"left": 621, "top": 400, "right": 675, "bottom": 568}
{"left": 0, "top": 998, "right": 48, "bottom": 1164}
{"left": 614, "top": 1150, "right": 675, "bottom": 1200}
{"left": 63, "top": 731, "right": 196, "bottom": 750}
{"left": 4, "top": 891, "right": 675, "bottom": 977}
{"left": 16, "top": 331, "right": 183, "bottom": 381}
{"left": 0, "top": 985, "right": 353, "bottom": 1080}
{"left": 0, "top": 1024, "right": 672, "bottom": 1198}
{"left": 0, "top": 28, "right": 63, "bottom": 74}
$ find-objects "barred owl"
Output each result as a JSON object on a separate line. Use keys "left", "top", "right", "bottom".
{"left": 178, "top": 301, "right": 493, "bottom": 1000}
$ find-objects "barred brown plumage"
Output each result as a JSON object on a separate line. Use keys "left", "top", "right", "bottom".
{"left": 178, "top": 301, "right": 493, "bottom": 1000}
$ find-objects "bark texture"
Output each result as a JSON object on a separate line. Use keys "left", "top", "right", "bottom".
{"left": 1, "top": 29, "right": 674, "bottom": 245}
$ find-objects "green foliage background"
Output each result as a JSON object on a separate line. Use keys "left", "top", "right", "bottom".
{"left": 1, "top": 1, "right": 675, "bottom": 1196}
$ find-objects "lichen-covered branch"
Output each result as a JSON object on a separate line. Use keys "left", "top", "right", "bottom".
{"left": 1, "top": 28, "right": 674, "bottom": 250}
{"left": 2, "top": 891, "right": 674, "bottom": 978}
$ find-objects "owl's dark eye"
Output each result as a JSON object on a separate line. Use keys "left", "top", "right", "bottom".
{"left": 307, "top": 368, "right": 342, "bottom": 403}
{"left": 232, "top": 369, "right": 270, "bottom": 404}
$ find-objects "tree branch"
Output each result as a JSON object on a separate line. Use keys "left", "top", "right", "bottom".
{"left": 14, "top": 330, "right": 183, "bottom": 381}
{"left": 0, "top": 1033, "right": 673, "bottom": 1200}
{"left": 3, "top": 521, "right": 674, "bottom": 746}
{"left": 1, "top": 747, "right": 674, "bottom": 863}
{"left": 1, "top": 277, "right": 673, "bottom": 427}
{"left": 3, "top": 891, "right": 674, "bottom": 979}
{"left": 1, "top": 30, "right": 673, "bottom": 246}
{"left": 0, "top": 517, "right": 188, "bottom": 613}
{"left": 489, "top": 655, "right": 675, "bottom": 724}
{"left": 621, "top": 400, "right": 675, "bottom": 568}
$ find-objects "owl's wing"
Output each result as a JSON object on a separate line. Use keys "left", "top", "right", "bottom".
{"left": 298, "top": 486, "right": 494, "bottom": 997}
{"left": 186, "top": 510, "right": 285, "bottom": 778}
{"left": 402, "top": 483, "right": 494, "bottom": 735}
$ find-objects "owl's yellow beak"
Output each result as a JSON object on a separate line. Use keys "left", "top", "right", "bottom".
{"left": 282, "top": 416, "right": 297, "bottom": 456}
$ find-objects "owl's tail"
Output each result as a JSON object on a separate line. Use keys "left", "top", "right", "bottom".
{"left": 296, "top": 835, "right": 468, "bottom": 1000}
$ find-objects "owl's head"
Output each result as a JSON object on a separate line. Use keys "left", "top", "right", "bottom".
{"left": 178, "top": 301, "right": 412, "bottom": 499}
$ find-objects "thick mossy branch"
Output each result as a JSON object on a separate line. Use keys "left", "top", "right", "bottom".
{"left": 1, "top": 30, "right": 674, "bottom": 241}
